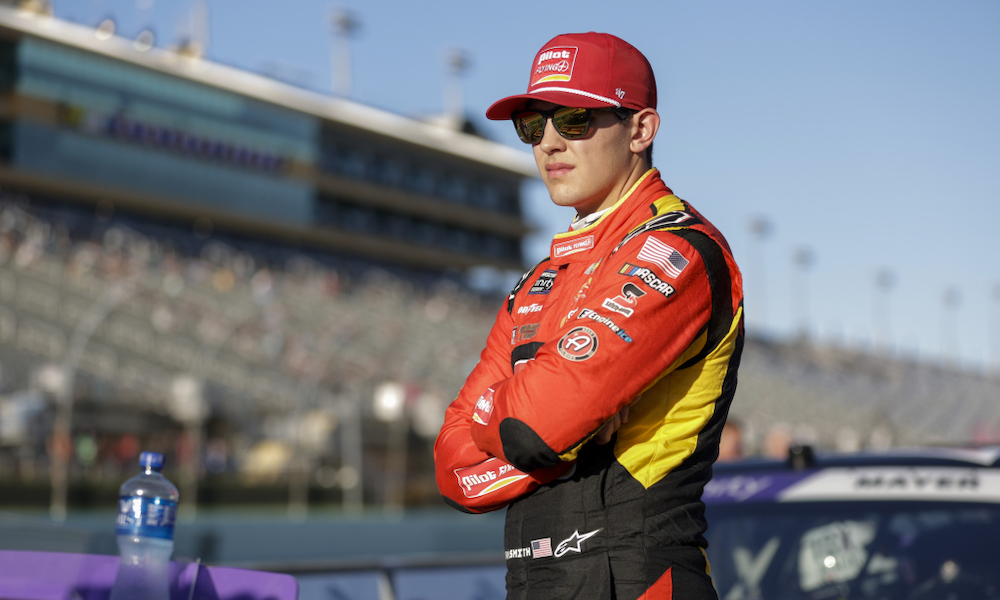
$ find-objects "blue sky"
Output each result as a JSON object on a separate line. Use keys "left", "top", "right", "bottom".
{"left": 59, "top": 1, "right": 1000, "bottom": 371}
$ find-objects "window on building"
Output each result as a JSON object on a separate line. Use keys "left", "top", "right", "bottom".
{"left": 442, "top": 226, "right": 472, "bottom": 253}
{"left": 376, "top": 156, "right": 406, "bottom": 188}
{"left": 406, "top": 163, "right": 437, "bottom": 196}
{"left": 439, "top": 174, "right": 469, "bottom": 205}
{"left": 338, "top": 144, "right": 368, "bottom": 179}
{"left": 385, "top": 213, "right": 411, "bottom": 242}
{"left": 411, "top": 219, "right": 442, "bottom": 247}
{"left": 341, "top": 203, "right": 380, "bottom": 234}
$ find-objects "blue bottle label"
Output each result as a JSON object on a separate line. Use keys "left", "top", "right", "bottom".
{"left": 115, "top": 495, "right": 177, "bottom": 539}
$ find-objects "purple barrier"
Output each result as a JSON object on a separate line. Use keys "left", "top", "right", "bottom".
{"left": 0, "top": 550, "right": 297, "bottom": 600}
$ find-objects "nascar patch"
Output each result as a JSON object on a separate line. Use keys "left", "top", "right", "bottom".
{"left": 619, "top": 263, "right": 676, "bottom": 298}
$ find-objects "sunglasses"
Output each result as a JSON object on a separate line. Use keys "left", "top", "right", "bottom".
{"left": 512, "top": 106, "right": 610, "bottom": 145}
{"left": 512, "top": 106, "right": 635, "bottom": 145}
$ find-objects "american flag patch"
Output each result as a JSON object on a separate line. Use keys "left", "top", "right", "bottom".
{"left": 637, "top": 237, "right": 689, "bottom": 279}
{"left": 531, "top": 538, "right": 552, "bottom": 559}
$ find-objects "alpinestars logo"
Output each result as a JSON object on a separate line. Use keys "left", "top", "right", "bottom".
{"left": 554, "top": 529, "right": 601, "bottom": 557}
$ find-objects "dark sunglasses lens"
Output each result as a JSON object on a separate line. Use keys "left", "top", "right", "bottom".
{"left": 552, "top": 107, "right": 590, "bottom": 139}
{"left": 514, "top": 112, "right": 546, "bottom": 144}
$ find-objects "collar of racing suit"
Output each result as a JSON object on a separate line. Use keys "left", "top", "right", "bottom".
{"left": 547, "top": 168, "right": 677, "bottom": 267}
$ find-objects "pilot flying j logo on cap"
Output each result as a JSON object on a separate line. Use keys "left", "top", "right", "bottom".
{"left": 532, "top": 46, "right": 578, "bottom": 86}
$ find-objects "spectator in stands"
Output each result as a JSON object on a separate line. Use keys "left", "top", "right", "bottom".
{"left": 718, "top": 419, "right": 745, "bottom": 462}
{"left": 435, "top": 32, "right": 744, "bottom": 600}
{"left": 763, "top": 422, "right": 795, "bottom": 459}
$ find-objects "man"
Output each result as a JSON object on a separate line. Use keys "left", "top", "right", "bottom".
{"left": 434, "top": 32, "right": 743, "bottom": 600}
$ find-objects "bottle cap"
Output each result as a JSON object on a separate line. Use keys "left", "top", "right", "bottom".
{"left": 139, "top": 451, "right": 165, "bottom": 470}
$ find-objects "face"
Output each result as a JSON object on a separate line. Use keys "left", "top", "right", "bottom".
{"left": 526, "top": 101, "right": 638, "bottom": 218}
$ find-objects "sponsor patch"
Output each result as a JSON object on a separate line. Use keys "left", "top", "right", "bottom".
{"left": 554, "top": 529, "right": 601, "bottom": 558}
{"left": 531, "top": 538, "right": 553, "bottom": 558}
{"left": 472, "top": 388, "right": 495, "bottom": 425}
{"left": 517, "top": 303, "right": 544, "bottom": 315}
{"left": 531, "top": 46, "right": 578, "bottom": 86}
{"left": 553, "top": 235, "right": 594, "bottom": 258}
{"left": 557, "top": 326, "right": 599, "bottom": 361}
{"left": 577, "top": 309, "right": 632, "bottom": 343}
{"left": 454, "top": 457, "right": 528, "bottom": 499}
{"left": 619, "top": 263, "right": 676, "bottom": 298}
{"left": 506, "top": 265, "right": 537, "bottom": 312}
{"left": 512, "top": 323, "right": 540, "bottom": 344}
{"left": 528, "top": 269, "right": 557, "bottom": 294}
{"left": 637, "top": 237, "right": 689, "bottom": 278}
{"left": 601, "top": 282, "right": 647, "bottom": 317}
{"left": 573, "top": 276, "right": 593, "bottom": 305}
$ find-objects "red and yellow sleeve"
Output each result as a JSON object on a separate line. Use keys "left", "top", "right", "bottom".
{"left": 433, "top": 302, "right": 569, "bottom": 513}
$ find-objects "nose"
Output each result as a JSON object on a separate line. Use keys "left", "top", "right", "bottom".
{"left": 537, "top": 118, "right": 566, "bottom": 153}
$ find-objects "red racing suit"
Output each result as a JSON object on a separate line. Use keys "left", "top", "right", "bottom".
{"left": 434, "top": 169, "right": 744, "bottom": 600}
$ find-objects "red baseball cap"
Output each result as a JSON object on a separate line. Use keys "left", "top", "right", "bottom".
{"left": 486, "top": 32, "right": 657, "bottom": 120}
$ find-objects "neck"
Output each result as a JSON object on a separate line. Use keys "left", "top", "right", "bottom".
{"left": 577, "top": 159, "right": 652, "bottom": 219}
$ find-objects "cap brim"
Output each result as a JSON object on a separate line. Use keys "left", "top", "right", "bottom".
{"left": 485, "top": 89, "right": 620, "bottom": 120}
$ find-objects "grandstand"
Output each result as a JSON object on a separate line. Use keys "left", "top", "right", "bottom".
{"left": 732, "top": 335, "right": 1000, "bottom": 456}
{"left": 5, "top": 186, "right": 999, "bottom": 514}
{"left": 0, "top": 194, "right": 499, "bottom": 510}
{"left": 0, "top": 4, "right": 529, "bottom": 516}
{"left": 0, "top": 4, "right": 535, "bottom": 272}
{"left": 0, "top": 4, "right": 998, "bottom": 524}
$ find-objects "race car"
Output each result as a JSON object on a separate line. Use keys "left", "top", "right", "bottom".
{"left": 704, "top": 446, "right": 1000, "bottom": 599}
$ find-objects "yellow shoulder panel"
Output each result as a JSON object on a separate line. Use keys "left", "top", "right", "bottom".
{"left": 614, "top": 306, "right": 743, "bottom": 488}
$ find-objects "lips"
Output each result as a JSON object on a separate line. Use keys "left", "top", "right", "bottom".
{"left": 545, "top": 162, "right": 573, "bottom": 178}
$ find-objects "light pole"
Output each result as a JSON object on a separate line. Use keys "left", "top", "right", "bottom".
{"left": 373, "top": 381, "right": 407, "bottom": 516}
{"left": 747, "top": 215, "right": 772, "bottom": 335}
{"left": 329, "top": 6, "right": 361, "bottom": 97}
{"left": 991, "top": 283, "right": 1000, "bottom": 374}
{"left": 444, "top": 48, "right": 471, "bottom": 129}
{"left": 873, "top": 268, "right": 895, "bottom": 353}
{"left": 941, "top": 286, "right": 961, "bottom": 366}
{"left": 338, "top": 386, "right": 363, "bottom": 515}
{"left": 49, "top": 276, "right": 142, "bottom": 522}
{"left": 178, "top": 297, "right": 269, "bottom": 521}
{"left": 790, "top": 246, "right": 813, "bottom": 341}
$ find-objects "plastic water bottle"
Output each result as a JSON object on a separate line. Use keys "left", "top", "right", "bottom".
{"left": 110, "top": 451, "right": 179, "bottom": 600}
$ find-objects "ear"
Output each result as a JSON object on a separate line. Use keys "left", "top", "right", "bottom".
{"left": 629, "top": 108, "right": 659, "bottom": 156}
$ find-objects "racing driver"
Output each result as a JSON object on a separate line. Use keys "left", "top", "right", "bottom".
{"left": 434, "top": 31, "right": 744, "bottom": 600}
